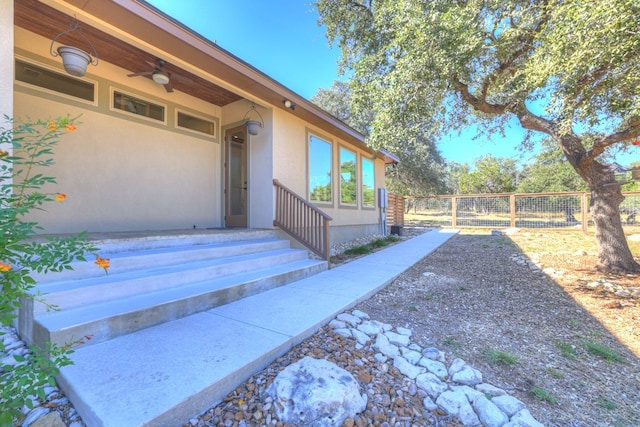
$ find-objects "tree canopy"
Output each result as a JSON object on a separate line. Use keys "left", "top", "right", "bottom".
{"left": 316, "top": 0, "right": 640, "bottom": 272}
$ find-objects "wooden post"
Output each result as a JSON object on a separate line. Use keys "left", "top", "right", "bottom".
{"left": 510, "top": 194, "right": 516, "bottom": 228}
{"left": 451, "top": 196, "right": 457, "bottom": 228}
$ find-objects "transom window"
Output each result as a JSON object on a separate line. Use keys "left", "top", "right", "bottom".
{"left": 340, "top": 147, "right": 357, "bottom": 205}
{"left": 177, "top": 111, "right": 216, "bottom": 136}
{"left": 362, "top": 157, "right": 375, "bottom": 207}
{"left": 15, "top": 59, "right": 95, "bottom": 102}
{"left": 112, "top": 90, "right": 164, "bottom": 122}
{"left": 308, "top": 135, "right": 332, "bottom": 203}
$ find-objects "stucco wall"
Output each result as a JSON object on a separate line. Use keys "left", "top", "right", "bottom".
{"left": 15, "top": 28, "right": 223, "bottom": 233}
{"left": 1, "top": 0, "right": 13, "bottom": 128}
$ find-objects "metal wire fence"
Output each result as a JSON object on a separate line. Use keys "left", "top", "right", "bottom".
{"left": 403, "top": 192, "right": 640, "bottom": 234}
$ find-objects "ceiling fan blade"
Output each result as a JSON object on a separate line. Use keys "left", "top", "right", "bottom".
{"left": 127, "top": 71, "right": 153, "bottom": 77}
{"left": 171, "top": 74, "right": 193, "bottom": 85}
{"left": 164, "top": 82, "right": 174, "bottom": 93}
{"left": 145, "top": 60, "right": 161, "bottom": 69}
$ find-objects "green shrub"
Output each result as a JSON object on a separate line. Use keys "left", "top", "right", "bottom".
{"left": 0, "top": 116, "right": 106, "bottom": 426}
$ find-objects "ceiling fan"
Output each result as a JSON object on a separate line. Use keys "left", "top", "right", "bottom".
{"left": 127, "top": 59, "right": 191, "bottom": 93}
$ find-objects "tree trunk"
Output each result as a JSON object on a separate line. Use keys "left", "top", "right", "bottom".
{"left": 555, "top": 134, "right": 640, "bottom": 274}
{"left": 590, "top": 183, "right": 640, "bottom": 273}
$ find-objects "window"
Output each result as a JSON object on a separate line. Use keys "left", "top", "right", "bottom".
{"left": 308, "top": 135, "right": 332, "bottom": 203}
{"left": 340, "top": 147, "right": 357, "bottom": 205}
{"left": 362, "top": 157, "right": 375, "bottom": 207}
{"left": 112, "top": 90, "right": 164, "bottom": 122}
{"left": 177, "top": 111, "right": 216, "bottom": 136}
{"left": 15, "top": 59, "right": 95, "bottom": 102}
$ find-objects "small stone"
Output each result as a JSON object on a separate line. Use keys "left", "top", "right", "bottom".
{"left": 509, "top": 408, "right": 545, "bottom": 427}
{"left": 491, "top": 395, "right": 526, "bottom": 417}
{"left": 416, "top": 372, "right": 448, "bottom": 398}
{"left": 471, "top": 394, "right": 508, "bottom": 427}
{"left": 337, "top": 313, "right": 362, "bottom": 326}
{"left": 422, "top": 396, "right": 438, "bottom": 411}
{"left": 329, "top": 319, "right": 347, "bottom": 329}
{"left": 26, "top": 411, "right": 64, "bottom": 427}
{"left": 401, "top": 348, "right": 422, "bottom": 365}
{"left": 418, "top": 358, "right": 448, "bottom": 380}
{"left": 475, "top": 383, "right": 507, "bottom": 397}
{"left": 351, "top": 329, "right": 372, "bottom": 345}
{"left": 396, "top": 327, "right": 412, "bottom": 337}
{"left": 375, "top": 334, "right": 400, "bottom": 358}
{"left": 351, "top": 310, "right": 370, "bottom": 319}
{"left": 21, "top": 407, "right": 50, "bottom": 427}
{"left": 393, "top": 356, "right": 425, "bottom": 379}
{"left": 436, "top": 390, "right": 481, "bottom": 426}
{"left": 333, "top": 328, "right": 353, "bottom": 339}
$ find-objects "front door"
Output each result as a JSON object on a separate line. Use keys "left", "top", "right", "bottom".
{"left": 224, "top": 125, "right": 248, "bottom": 227}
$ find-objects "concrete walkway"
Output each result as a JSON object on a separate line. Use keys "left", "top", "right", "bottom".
{"left": 58, "top": 228, "right": 458, "bottom": 427}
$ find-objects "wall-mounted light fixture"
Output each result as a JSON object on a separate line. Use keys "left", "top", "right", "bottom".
{"left": 49, "top": 18, "right": 98, "bottom": 77}
{"left": 283, "top": 99, "right": 296, "bottom": 110}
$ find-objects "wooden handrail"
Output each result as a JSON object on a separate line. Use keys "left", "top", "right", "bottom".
{"left": 273, "top": 179, "right": 332, "bottom": 262}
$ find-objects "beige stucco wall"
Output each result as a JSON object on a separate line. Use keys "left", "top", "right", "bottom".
{"left": 1, "top": 0, "right": 13, "bottom": 129}
{"left": 15, "top": 28, "right": 224, "bottom": 233}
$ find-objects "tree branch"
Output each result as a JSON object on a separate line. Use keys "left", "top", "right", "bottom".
{"left": 589, "top": 120, "right": 640, "bottom": 158}
{"left": 454, "top": 78, "right": 508, "bottom": 115}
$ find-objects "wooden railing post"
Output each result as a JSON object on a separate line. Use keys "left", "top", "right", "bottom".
{"left": 510, "top": 194, "right": 516, "bottom": 228}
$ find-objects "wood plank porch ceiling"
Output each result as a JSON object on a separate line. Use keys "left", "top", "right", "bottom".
{"left": 15, "top": 0, "right": 242, "bottom": 106}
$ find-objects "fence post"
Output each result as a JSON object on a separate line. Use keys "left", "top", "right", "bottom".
{"left": 510, "top": 194, "right": 516, "bottom": 228}
{"left": 581, "top": 192, "right": 588, "bottom": 234}
{"left": 451, "top": 196, "right": 457, "bottom": 228}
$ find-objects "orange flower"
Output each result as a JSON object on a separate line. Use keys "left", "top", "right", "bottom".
{"left": 0, "top": 149, "right": 8, "bottom": 158}
{"left": 65, "top": 123, "right": 77, "bottom": 132}
{"left": 632, "top": 140, "right": 640, "bottom": 146}
{"left": 95, "top": 255, "right": 110, "bottom": 270}
{"left": 55, "top": 193, "right": 67, "bottom": 202}
{"left": 0, "top": 262, "right": 12, "bottom": 272}
{"left": 48, "top": 121, "right": 57, "bottom": 131}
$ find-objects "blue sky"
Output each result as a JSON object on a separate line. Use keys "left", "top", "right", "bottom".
{"left": 146, "top": 1, "right": 636, "bottom": 168}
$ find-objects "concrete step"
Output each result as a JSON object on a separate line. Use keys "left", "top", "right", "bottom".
{"left": 33, "top": 258, "right": 326, "bottom": 348}
{"left": 32, "top": 236, "right": 288, "bottom": 283}
{"left": 31, "top": 247, "right": 308, "bottom": 314}
{"left": 19, "top": 231, "right": 329, "bottom": 351}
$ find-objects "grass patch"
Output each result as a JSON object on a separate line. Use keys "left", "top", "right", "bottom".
{"left": 584, "top": 340, "right": 623, "bottom": 362}
{"left": 556, "top": 341, "right": 577, "bottom": 359}
{"left": 344, "top": 245, "right": 372, "bottom": 255}
{"left": 482, "top": 348, "right": 519, "bottom": 365}
{"left": 407, "top": 304, "right": 418, "bottom": 312}
{"left": 343, "top": 236, "right": 400, "bottom": 256}
{"left": 441, "top": 336, "right": 463, "bottom": 349}
{"left": 531, "top": 387, "right": 557, "bottom": 404}
{"left": 596, "top": 397, "right": 618, "bottom": 410}
{"left": 545, "top": 367, "right": 564, "bottom": 378}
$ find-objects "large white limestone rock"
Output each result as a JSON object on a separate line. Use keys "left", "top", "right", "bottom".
{"left": 267, "top": 356, "right": 367, "bottom": 426}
